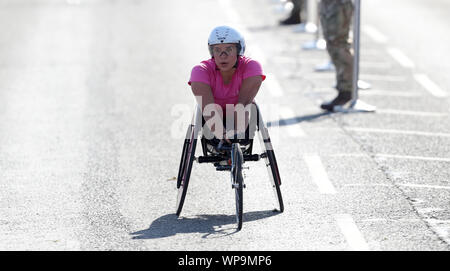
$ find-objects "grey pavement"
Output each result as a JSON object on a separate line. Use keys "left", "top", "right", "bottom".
{"left": 0, "top": 0, "right": 449, "bottom": 250}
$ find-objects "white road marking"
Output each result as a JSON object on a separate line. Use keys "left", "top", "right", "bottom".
{"left": 218, "top": 0, "right": 240, "bottom": 24}
{"left": 387, "top": 48, "right": 415, "bottom": 68}
{"left": 362, "top": 218, "right": 421, "bottom": 223}
{"left": 343, "top": 183, "right": 393, "bottom": 188}
{"left": 305, "top": 73, "right": 405, "bottom": 82}
{"left": 334, "top": 214, "right": 370, "bottom": 251}
{"left": 246, "top": 45, "right": 267, "bottom": 66}
{"left": 414, "top": 74, "right": 448, "bottom": 98}
{"left": 359, "top": 61, "right": 392, "bottom": 69}
{"left": 359, "top": 90, "right": 421, "bottom": 97}
{"left": 330, "top": 152, "right": 450, "bottom": 163}
{"left": 307, "top": 73, "right": 406, "bottom": 81}
{"left": 425, "top": 219, "right": 450, "bottom": 245}
{"left": 362, "top": 25, "right": 388, "bottom": 44}
{"left": 359, "top": 74, "right": 407, "bottom": 82}
{"left": 398, "top": 183, "right": 450, "bottom": 190}
{"left": 279, "top": 107, "right": 306, "bottom": 137}
{"left": 346, "top": 127, "right": 450, "bottom": 138}
{"left": 375, "top": 154, "right": 450, "bottom": 163}
{"left": 66, "top": 0, "right": 81, "bottom": 4}
{"left": 263, "top": 73, "right": 284, "bottom": 97}
{"left": 304, "top": 154, "right": 336, "bottom": 194}
{"left": 375, "top": 109, "right": 448, "bottom": 117}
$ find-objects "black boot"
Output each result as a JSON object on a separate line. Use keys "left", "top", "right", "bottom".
{"left": 279, "top": 14, "right": 301, "bottom": 25}
{"left": 320, "top": 92, "right": 353, "bottom": 111}
{"left": 280, "top": 0, "right": 302, "bottom": 25}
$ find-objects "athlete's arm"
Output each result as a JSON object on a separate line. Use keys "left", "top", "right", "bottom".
{"left": 190, "top": 82, "right": 225, "bottom": 139}
{"left": 238, "top": 75, "right": 263, "bottom": 106}
{"left": 233, "top": 75, "right": 263, "bottom": 134}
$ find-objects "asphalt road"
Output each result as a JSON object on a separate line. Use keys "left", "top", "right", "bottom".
{"left": 0, "top": 0, "right": 449, "bottom": 250}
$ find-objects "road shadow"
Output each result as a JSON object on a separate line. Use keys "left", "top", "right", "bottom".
{"left": 130, "top": 210, "right": 281, "bottom": 239}
{"left": 267, "top": 108, "right": 374, "bottom": 128}
{"left": 267, "top": 111, "right": 333, "bottom": 128}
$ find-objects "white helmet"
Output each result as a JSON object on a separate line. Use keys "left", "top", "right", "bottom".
{"left": 208, "top": 26, "right": 246, "bottom": 56}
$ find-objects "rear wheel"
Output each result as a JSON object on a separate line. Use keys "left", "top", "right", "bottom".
{"left": 177, "top": 126, "right": 191, "bottom": 189}
{"left": 265, "top": 149, "right": 284, "bottom": 213}
{"left": 257, "top": 122, "right": 284, "bottom": 213}
{"left": 176, "top": 125, "right": 197, "bottom": 216}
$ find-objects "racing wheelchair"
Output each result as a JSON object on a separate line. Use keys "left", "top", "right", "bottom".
{"left": 176, "top": 102, "right": 283, "bottom": 230}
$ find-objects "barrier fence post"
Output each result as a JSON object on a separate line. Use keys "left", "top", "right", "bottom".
{"left": 349, "top": 0, "right": 376, "bottom": 112}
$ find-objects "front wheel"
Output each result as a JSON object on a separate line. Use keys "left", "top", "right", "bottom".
{"left": 231, "top": 143, "right": 244, "bottom": 230}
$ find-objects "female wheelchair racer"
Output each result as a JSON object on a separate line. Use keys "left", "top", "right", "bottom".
{"left": 176, "top": 26, "right": 283, "bottom": 230}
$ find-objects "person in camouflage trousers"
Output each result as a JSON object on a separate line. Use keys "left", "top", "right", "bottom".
{"left": 319, "top": 0, "right": 354, "bottom": 111}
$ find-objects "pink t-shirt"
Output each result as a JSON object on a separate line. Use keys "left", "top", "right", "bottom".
{"left": 188, "top": 56, "right": 266, "bottom": 109}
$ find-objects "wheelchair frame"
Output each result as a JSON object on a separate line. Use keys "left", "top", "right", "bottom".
{"left": 175, "top": 102, "right": 284, "bottom": 230}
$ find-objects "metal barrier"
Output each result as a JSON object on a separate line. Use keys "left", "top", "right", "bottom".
{"left": 349, "top": 0, "right": 376, "bottom": 112}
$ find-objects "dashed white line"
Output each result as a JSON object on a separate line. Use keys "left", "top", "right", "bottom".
{"left": 359, "top": 61, "right": 392, "bottom": 69}
{"left": 307, "top": 73, "right": 406, "bottom": 82}
{"left": 375, "top": 154, "right": 450, "bottom": 163}
{"left": 359, "top": 90, "right": 421, "bottom": 97}
{"left": 359, "top": 74, "right": 406, "bottom": 82}
{"left": 375, "top": 109, "right": 448, "bottom": 117}
{"left": 399, "top": 183, "right": 450, "bottom": 190}
{"left": 334, "top": 214, "right": 370, "bottom": 251}
{"left": 346, "top": 127, "right": 450, "bottom": 138}
{"left": 263, "top": 73, "right": 284, "bottom": 97}
{"left": 331, "top": 152, "right": 450, "bottom": 163}
{"left": 362, "top": 25, "right": 388, "bottom": 44}
{"left": 304, "top": 154, "right": 336, "bottom": 194}
{"left": 414, "top": 74, "right": 448, "bottom": 98}
{"left": 218, "top": 0, "right": 240, "bottom": 24}
{"left": 279, "top": 107, "right": 306, "bottom": 137}
{"left": 387, "top": 48, "right": 415, "bottom": 68}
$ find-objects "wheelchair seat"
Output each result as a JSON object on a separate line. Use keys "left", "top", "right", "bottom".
{"left": 201, "top": 136, "right": 253, "bottom": 156}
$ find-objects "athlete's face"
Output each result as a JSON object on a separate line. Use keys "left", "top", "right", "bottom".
{"left": 212, "top": 43, "right": 238, "bottom": 72}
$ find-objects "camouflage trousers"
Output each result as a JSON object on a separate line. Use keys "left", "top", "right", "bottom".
{"left": 320, "top": 0, "right": 354, "bottom": 93}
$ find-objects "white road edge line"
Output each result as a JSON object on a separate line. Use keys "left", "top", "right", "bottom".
{"left": 304, "top": 154, "right": 336, "bottom": 194}
{"left": 414, "top": 74, "right": 448, "bottom": 98}
{"left": 387, "top": 48, "right": 415, "bottom": 68}
{"left": 362, "top": 25, "right": 388, "bottom": 44}
{"left": 425, "top": 219, "right": 450, "bottom": 245}
{"left": 334, "top": 214, "right": 370, "bottom": 251}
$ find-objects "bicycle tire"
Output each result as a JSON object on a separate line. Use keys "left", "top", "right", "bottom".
{"left": 176, "top": 125, "right": 197, "bottom": 216}
{"left": 232, "top": 143, "right": 244, "bottom": 230}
